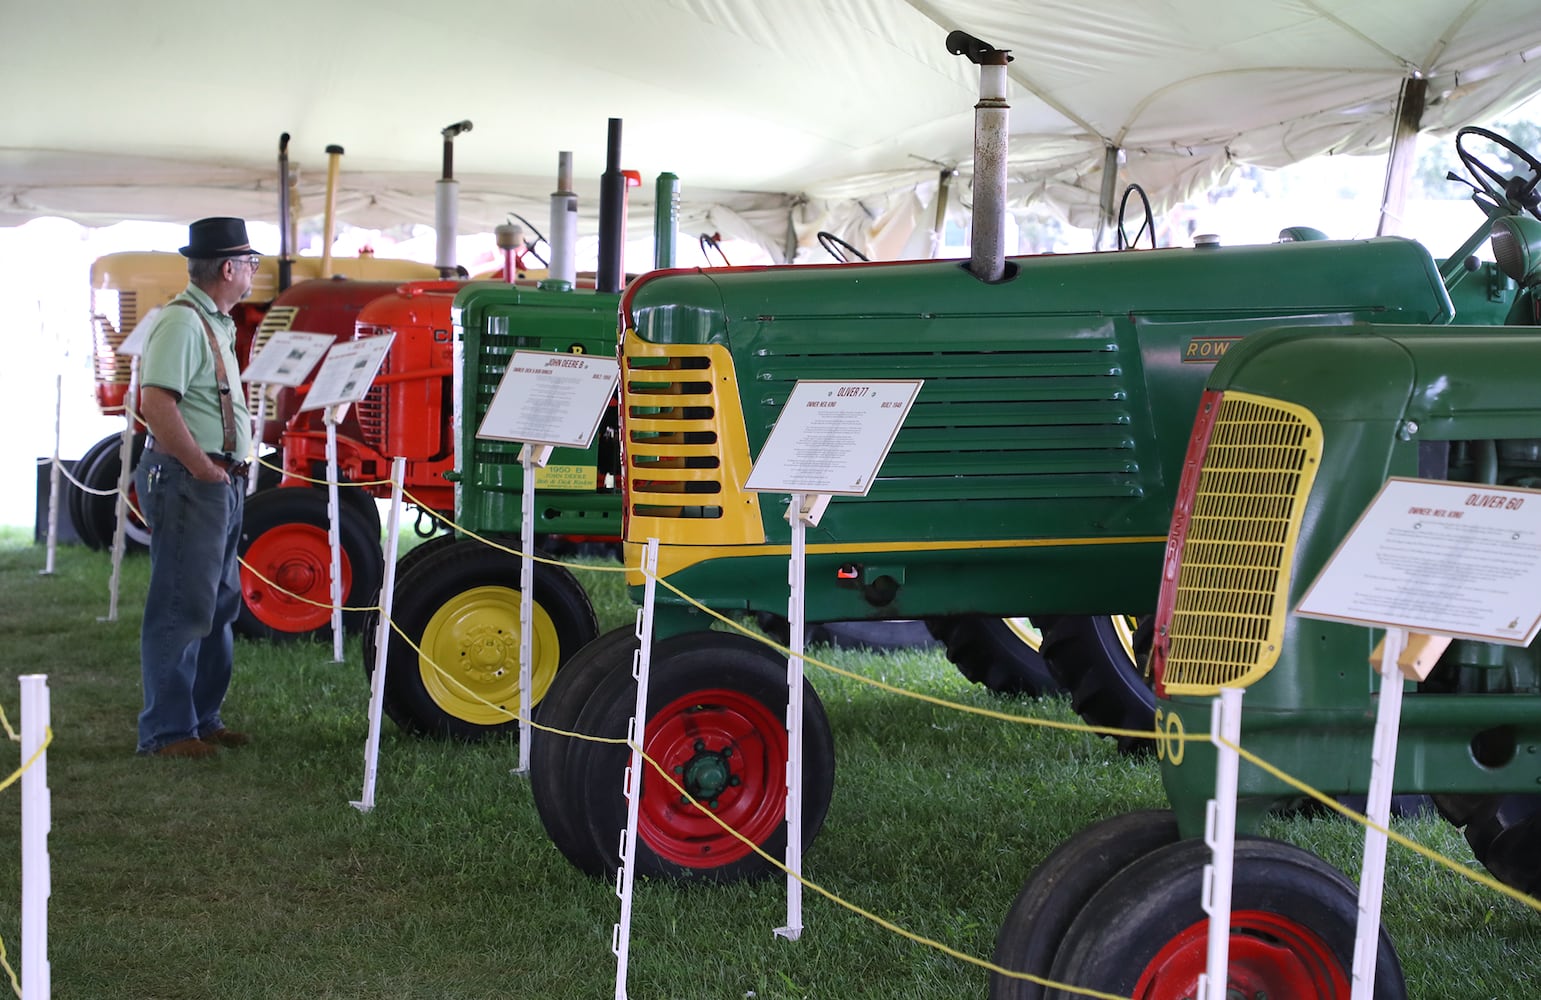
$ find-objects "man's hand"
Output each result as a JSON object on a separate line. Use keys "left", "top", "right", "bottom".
{"left": 138, "top": 387, "right": 231, "bottom": 484}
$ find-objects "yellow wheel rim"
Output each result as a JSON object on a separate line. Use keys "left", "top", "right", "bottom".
{"left": 418, "top": 585, "right": 560, "bottom": 726}
{"left": 1001, "top": 617, "right": 1045, "bottom": 652}
{"left": 1001, "top": 616, "right": 1140, "bottom": 664}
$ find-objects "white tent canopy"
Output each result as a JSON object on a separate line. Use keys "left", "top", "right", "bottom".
{"left": 4, "top": 0, "right": 1540, "bottom": 258}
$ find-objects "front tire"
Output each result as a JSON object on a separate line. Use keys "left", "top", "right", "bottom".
{"left": 1045, "top": 838, "right": 1406, "bottom": 999}
{"left": 529, "top": 626, "right": 640, "bottom": 876}
{"left": 75, "top": 432, "right": 149, "bottom": 552}
{"left": 990, "top": 810, "right": 1180, "bottom": 999}
{"left": 237, "top": 486, "right": 384, "bottom": 641}
{"left": 557, "top": 631, "right": 836, "bottom": 882}
{"left": 378, "top": 539, "right": 599, "bottom": 740}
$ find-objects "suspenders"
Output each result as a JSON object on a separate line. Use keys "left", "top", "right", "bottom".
{"left": 164, "top": 300, "right": 239, "bottom": 457}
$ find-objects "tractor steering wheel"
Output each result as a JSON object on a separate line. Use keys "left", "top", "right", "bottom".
{"left": 817, "top": 231, "right": 870, "bottom": 263}
{"left": 1456, "top": 126, "right": 1541, "bottom": 220}
{"left": 1116, "top": 183, "right": 1156, "bottom": 250}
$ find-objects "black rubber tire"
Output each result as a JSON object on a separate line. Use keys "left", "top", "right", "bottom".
{"left": 236, "top": 486, "right": 385, "bottom": 642}
{"left": 67, "top": 433, "right": 123, "bottom": 550}
{"left": 253, "top": 449, "right": 282, "bottom": 492}
{"left": 529, "top": 626, "right": 640, "bottom": 876}
{"left": 1042, "top": 615, "right": 1155, "bottom": 754}
{"left": 990, "top": 809, "right": 1180, "bottom": 999}
{"left": 335, "top": 481, "right": 382, "bottom": 539}
{"left": 377, "top": 539, "right": 599, "bottom": 741}
{"left": 929, "top": 616, "right": 1062, "bottom": 696}
{"left": 565, "top": 630, "right": 836, "bottom": 882}
{"left": 1448, "top": 793, "right": 1541, "bottom": 896}
{"left": 359, "top": 532, "right": 460, "bottom": 669}
{"left": 1046, "top": 838, "right": 1406, "bottom": 1000}
{"left": 76, "top": 432, "right": 149, "bottom": 552}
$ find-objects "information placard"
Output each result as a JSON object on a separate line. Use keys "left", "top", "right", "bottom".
{"left": 476, "top": 349, "right": 620, "bottom": 448}
{"left": 244, "top": 331, "right": 335, "bottom": 387}
{"left": 744, "top": 379, "right": 923, "bottom": 496}
{"left": 299, "top": 335, "right": 396, "bottom": 412}
{"left": 1295, "top": 477, "right": 1541, "bottom": 646}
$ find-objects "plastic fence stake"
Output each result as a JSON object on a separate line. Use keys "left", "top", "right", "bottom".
{"left": 20, "top": 674, "right": 51, "bottom": 1000}
{"left": 353, "top": 457, "right": 405, "bottom": 813}
{"left": 1352, "top": 627, "right": 1406, "bottom": 1000}
{"left": 1198, "top": 686, "right": 1243, "bottom": 1000}
{"left": 613, "top": 538, "right": 659, "bottom": 1000}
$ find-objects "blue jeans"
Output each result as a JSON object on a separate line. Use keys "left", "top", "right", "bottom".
{"left": 135, "top": 453, "right": 245, "bottom": 753}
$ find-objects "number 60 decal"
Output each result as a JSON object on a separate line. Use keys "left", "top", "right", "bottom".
{"left": 1153, "top": 707, "right": 1186, "bottom": 765}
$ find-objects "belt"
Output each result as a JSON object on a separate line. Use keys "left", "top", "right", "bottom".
{"left": 145, "top": 441, "right": 249, "bottom": 478}
{"left": 206, "top": 453, "right": 250, "bottom": 478}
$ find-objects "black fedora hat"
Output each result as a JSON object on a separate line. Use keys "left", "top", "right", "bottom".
{"left": 180, "top": 217, "right": 259, "bottom": 258}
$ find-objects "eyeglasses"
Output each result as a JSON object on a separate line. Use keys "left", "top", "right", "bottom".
{"left": 229, "top": 256, "right": 260, "bottom": 273}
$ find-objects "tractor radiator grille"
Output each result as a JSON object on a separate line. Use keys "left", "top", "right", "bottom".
{"left": 1161, "top": 393, "right": 1321, "bottom": 695}
{"left": 248, "top": 306, "right": 298, "bottom": 414}
{"left": 625, "top": 350, "right": 726, "bottom": 521}
{"left": 357, "top": 346, "right": 389, "bottom": 451}
{"left": 92, "top": 290, "right": 133, "bottom": 387}
{"left": 469, "top": 319, "right": 520, "bottom": 471}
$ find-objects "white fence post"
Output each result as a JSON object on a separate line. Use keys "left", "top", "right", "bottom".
{"left": 20, "top": 674, "right": 51, "bottom": 1000}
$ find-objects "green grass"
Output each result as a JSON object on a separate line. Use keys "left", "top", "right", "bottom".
{"left": 1, "top": 526, "right": 1538, "bottom": 998}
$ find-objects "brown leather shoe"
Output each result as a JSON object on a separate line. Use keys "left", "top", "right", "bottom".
{"left": 154, "top": 737, "right": 219, "bottom": 759}
{"left": 200, "top": 728, "right": 251, "bottom": 748}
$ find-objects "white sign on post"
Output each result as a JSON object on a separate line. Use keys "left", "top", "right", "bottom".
{"left": 477, "top": 349, "right": 620, "bottom": 447}
{"left": 300, "top": 335, "right": 396, "bottom": 412}
{"left": 744, "top": 379, "right": 923, "bottom": 496}
{"left": 243, "top": 331, "right": 335, "bottom": 387}
{"left": 1296, "top": 477, "right": 1541, "bottom": 646}
{"left": 741, "top": 378, "right": 922, "bottom": 942}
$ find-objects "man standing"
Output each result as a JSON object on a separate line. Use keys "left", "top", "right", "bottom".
{"left": 135, "top": 217, "right": 258, "bottom": 758}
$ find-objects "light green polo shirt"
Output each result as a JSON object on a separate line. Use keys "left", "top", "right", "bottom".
{"left": 139, "top": 283, "right": 252, "bottom": 459}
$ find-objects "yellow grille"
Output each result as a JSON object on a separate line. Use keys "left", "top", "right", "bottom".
{"left": 1162, "top": 392, "right": 1322, "bottom": 695}
{"left": 621, "top": 331, "right": 763, "bottom": 546}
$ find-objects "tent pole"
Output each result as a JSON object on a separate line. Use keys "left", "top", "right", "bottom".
{"left": 929, "top": 167, "right": 957, "bottom": 259}
{"left": 1376, "top": 76, "right": 1428, "bottom": 237}
{"left": 1094, "top": 144, "right": 1121, "bottom": 250}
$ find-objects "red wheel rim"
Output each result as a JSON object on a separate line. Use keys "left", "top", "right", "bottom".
{"left": 240, "top": 523, "right": 354, "bottom": 633}
{"left": 638, "top": 687, "right": 787, "bottom": 868}
{"left": 1134, "top": 910, "right": 1350, "bottom": 999}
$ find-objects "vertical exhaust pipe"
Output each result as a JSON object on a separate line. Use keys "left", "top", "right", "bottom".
{"left": 436, "top": 120, "right": 473, "bottom": 278}
{"left": 549, "top": 151, "right": 578, "bottom": 287}
{"left": 320, "top": 144, "right": 344, "bottom": 279}
{"left": 946, "top": 32, "right": 1012, "bottom": 283}
{"left": 597, "top": 118, "right": 625, "bottom": 294}
{"left": 276, "top": 133, "right": 293, "bottom": 291}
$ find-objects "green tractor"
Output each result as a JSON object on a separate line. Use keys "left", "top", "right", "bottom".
{"left": 988, "top": 126, "right": 1541, "bottom": 999}
{"left": 361, "top": 130, "right": 647, "bottom": 740}
{"left": 525, "top": 39, "right": 1534, "bottom": 883}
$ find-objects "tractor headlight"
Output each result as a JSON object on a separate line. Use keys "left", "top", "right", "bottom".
{"left": 1490, "top": 216, "right": 1541, "bottom": 286}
